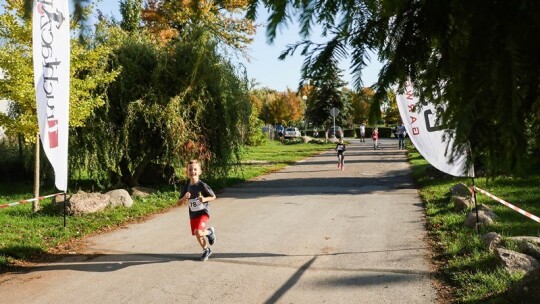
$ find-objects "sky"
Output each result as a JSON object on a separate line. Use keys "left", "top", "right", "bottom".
{"left": 95, "top": 1, "right": 383, "bottom": 92}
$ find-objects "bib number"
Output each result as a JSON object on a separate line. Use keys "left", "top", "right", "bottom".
{"left": 188, "top": 198, "right": 206, "bottom": 212}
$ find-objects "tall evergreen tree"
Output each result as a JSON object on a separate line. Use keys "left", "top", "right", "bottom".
{"left": 303, "top": 60, "right": 347, "bottom": 127}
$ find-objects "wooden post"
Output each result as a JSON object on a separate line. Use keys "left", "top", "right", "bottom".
{"left": 33, "top": 132, "right": 40, "bottom": 212}
{"left": 472, "top": 177, "right": 479, "bottom": 235}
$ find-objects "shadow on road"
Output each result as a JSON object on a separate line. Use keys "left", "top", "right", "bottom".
{"left": 263, "top": 257, "right": 317, "bottom": 304}
{"left": 222, "top": 175, "right": 415, "bottom": 199}
{"left": 314, "top": 272, "right": 424, "bottom": 288}
{"left": 7, "top": 247, "right": 431, "bottom": 277}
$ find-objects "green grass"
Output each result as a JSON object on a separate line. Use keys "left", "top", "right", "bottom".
{"left": 0, "top": 140, "right": 333, "bottom": 270}
{"left": 208, "top": 140, "right": 334, "bottom": 189}
{"left": 408, "top": 149, "right": 540, "bottom": 303}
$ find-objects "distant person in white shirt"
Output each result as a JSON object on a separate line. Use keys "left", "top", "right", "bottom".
{"left": 359, "top": 123, "right": 366, "bottom": 142}
{"left": 397, "top": 123, "right": 407, "bottom": 150}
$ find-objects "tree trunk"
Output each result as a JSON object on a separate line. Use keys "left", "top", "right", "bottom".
{"left": 119, "top": 157, "right": 133, "bottom": 186}
{"left": 120, "top": 151, "right": 161, "bottom": 187}
{"left": 33, "top": 132, "right": 40, "bottom": 212}
{"left": 131, "top": 154, "right": 155, "bottom": 186}
{"left": 18, "top": 133, "right": 24, "bottom": 162}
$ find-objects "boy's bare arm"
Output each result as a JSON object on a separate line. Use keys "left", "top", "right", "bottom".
{"left": 199, "top": 194, "right": 216, "bottom": 203}
{"left": 177, "top": 192, "right": 191, "bottom": 205}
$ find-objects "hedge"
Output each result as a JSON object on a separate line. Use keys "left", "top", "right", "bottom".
{"left": 304, "top": 127, "right": 397, "bottom": 138}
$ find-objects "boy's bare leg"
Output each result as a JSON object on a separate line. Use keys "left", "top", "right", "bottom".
{"left": 195, "top": 229, "right": 209, "bottom": 249}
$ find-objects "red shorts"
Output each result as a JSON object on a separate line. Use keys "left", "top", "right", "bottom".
{"left": 190, "top": 214, "right": 209, "bottom": 235}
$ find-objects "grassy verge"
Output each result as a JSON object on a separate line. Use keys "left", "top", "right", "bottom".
{"left": 0, "top": 140, "right": 334, "bottom": 270}
{"left": 408, "top": 149, "right": 540, "bottom": 303}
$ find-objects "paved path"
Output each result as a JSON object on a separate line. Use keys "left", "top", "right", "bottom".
{"left": 0, "top": 138, "right": 437, "bottom": 304}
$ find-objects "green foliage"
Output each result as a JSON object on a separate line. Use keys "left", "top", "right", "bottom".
{"left": 253, "top": 87, "right": 305, "bottom": 126}
{"left": 176, "top": 31, "right": 251, "bottom": 179}
{"left": 71, "top": 25, "right": 251, "bottom": 187}
{"left": 409, "top": 149, "right": 540, "bottom": 302}
{"left": 245, "top": 105, "right": 267, "bottom": 146}
{"left": 0, "top": 139, "right": 31, "bottom": 182}
{"left": 351, "top": 88, "right": 372, "bottom": 125}
{"left": 0, "top": 189, "right": 181, "bottom": 269}
{"left": 249, "top": 0, "right": 540, "bottom": 176}
{"left": 339, "top": 88, "right": 355, "bottom": 128}
{"left": 383, "top": 89, "right": 401, "bottom": 125}
{"left": 303, "top": 60, "right": 348, "bottom": 127}
{"left": 251, "top": 87, "right": 277, "bottom": 124}
{"left": 119, "top": 0, "right": 142, "bottom": 33}
{"left": 0, "top": 0, "right": 118, "bottom": 142}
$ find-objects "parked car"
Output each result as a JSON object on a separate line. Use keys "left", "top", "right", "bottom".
{"left": 327, "top": 126, "right": 343, "bottom": 138}
{"left": 284, "top": 127, "right": 301, "bottom": 139}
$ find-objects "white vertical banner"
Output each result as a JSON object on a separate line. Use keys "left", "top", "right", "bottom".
{"left": 396, "top": 80, "right": 474, "bottom": 177}
{"left": 33, "top": 0, "right": 70, "bottom": 191}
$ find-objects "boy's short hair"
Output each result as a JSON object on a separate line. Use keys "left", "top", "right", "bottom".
{"left": 186, "top": 159, "right": 202, "bottom": 171}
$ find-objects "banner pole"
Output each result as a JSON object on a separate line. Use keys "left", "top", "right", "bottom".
{"left": 33, "top": 132, "right": 40, "bottom": 212}
{"left": 472, "top": 177, "right": 479, "bottom": 235}
{"left": 63, "top": 192, "right": 67, "bottom": 228}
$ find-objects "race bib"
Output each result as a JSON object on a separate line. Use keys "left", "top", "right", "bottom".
{"left": 188, "top": 198, "right": 206, "bottom": 212}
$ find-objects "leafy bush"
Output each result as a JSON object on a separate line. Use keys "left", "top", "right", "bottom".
{"left": 0, "top": 140, "right": 34, "bottom": 182}
{"left": 245, "top": 107, "right": 267, "bottom": 146}
{"left": 343, "top": 129, "right": 356, "bottom": 137}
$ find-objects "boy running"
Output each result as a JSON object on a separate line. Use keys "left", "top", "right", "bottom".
{"left": 177, "top": 160, "right": 217, "bottom": 261}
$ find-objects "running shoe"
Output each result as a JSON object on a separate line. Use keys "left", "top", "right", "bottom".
{"left": 207, "top": 227, "right": 216, "bottom": 245}
{"left": 201, "top": 247, "right": 212, "bottom": 261}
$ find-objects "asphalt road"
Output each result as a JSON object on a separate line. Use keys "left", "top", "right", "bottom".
{"left": 0, "top": 138, "right": 437, "bottom": 304}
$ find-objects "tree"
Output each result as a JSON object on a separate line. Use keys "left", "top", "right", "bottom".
{"left": 251, "top": 87, "right": 277, "bottom": 124}
{"left": 0, "top": 0, "right": 118, "bottom": 144}
{"left": 254, "top": 88, "right": 304, "bottom": 126}
{"left": 248, "top": 0, "right": 540, "bottom": 175}
{"left": 71, "top": 23, "right": 251, "bottom": 186}
{"left": 351, "top": 88, "right": 373, "bottom": 125}
{"left": 383, "top": 89, "right": 401, "bottom": 126}
{"left": 142, "top": 0, "right": 255, "bottom": 49}
{"left": 281, "top": 89, "right": 304, "bottom": 124}
{"left": 245, "top": 103, "right": 266, "bottom": 146}
{"left": 303, "top": 60, "right": 347, "bottom": 127}
{"left": 120, "top": 0, "right": 143, "bottom": 33}
{"left": 340, "top": 87, "right": 356, "bottom": 128}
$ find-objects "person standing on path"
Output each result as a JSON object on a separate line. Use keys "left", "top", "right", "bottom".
{"left": 372, "top": 127, "right": 379, "bottom": 150}
{"left": 277, "top": 124, "right": 284, "bottom": 142}
{"left": 177, "top": 160, "right": 217, "bottom": 261}
{"left": 397, "top": 122, "right": 407, "bottom": 150}
{"left": 359, "top": 123, "right": 366, "bottom": 142}
{"left": 335, "top": 138, "right": 346, "bottom": 170}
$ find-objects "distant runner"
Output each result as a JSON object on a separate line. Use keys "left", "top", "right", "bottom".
{"left": 359, "top": 123, "right": 366, "bottom": 142}
{"left": 335, "top": 138, "right": 346, "bottom": 170}
{"left": 372, "top": 127, "right": 379, "bottom": 150}
{"left": 397, "top": 122, "right": 407, "bottom": 150}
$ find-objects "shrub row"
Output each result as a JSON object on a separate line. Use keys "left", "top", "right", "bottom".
{"left": 305, "top": 127, "right": 396, "bottom": 138}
